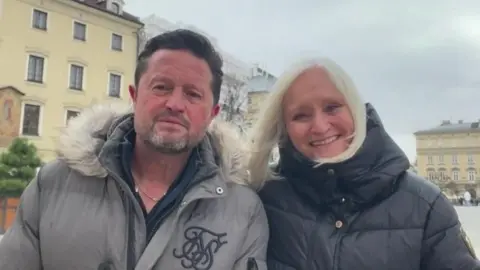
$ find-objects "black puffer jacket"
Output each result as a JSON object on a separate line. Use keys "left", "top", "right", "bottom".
{"left": 259, "top": 104, "right": 480, "bottom": 270}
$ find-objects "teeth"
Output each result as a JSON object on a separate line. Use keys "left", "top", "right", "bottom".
{"left": 312, "top": 136, "right": 338, "bottom": 146}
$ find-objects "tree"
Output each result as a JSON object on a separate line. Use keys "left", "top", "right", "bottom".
{"left": 444, "top": 181, "right": 459, "bottom": 195}
{"left": 219, "top": 74, "right": 248, "bottom": 133}
{"left": 428, "top": 172, "right": 451, "bottom": 190}
{"left": 0, "top": 138, "right": 42, "bottom": 197}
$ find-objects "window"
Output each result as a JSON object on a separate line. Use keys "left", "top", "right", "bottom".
{"left": 452, "top": 171, "right": 459, "bottom": 181}
{"left": 438, "top": 155, "right": 444, "bottom": 164}
{"left": 427, "top": 156, "right": 433, "bottom": 165}
{"left": 22, "top": 104, "right": 41, "bottom": 136}
{"left": 468, "top": 170, "right": 476, "bottom": 182}
{"left": 452, "top": 155, "right": 458, "bottom": 164}
{"left": 111, "top": 34, "right": 123, "bottom": 51}
{"left": 108, "top": 73, "right": 121, "bottom": 97}
{"left": 32, "top": 9, "right": 47, "bottom": 30}
{"left": 73, "top": 22, "right": 86, "bottom": 41}
{"left": 111, "top": 2, "right": 120, "bottom": 13}
{"left": 69, "top": 64, "right": 84, "bottom": 90}
{"left": 27, "top": 55, "right": 45, "bottom": 83}
{"left": 468, "top": 155, "right": 475, "bottom": 164}
{"left": 427, "top": 171, "right": 435, "bottom": 180}
{"left": 65, "top": 110, "right": 80, "bottom": 124}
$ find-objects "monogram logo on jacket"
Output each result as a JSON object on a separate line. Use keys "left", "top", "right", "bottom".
{"left": 173, "top": 226, "right": 228, "bottom": 270}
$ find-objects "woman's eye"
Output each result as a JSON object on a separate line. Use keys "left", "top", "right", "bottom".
{"left": 325, "top": 104, "right": 341, "bottom": 113}
{"left": 293, "top": 114, "right": 308, "bottom": 120}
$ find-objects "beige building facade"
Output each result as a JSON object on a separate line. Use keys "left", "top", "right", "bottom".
{"left": 415, "top": 120, "right": 480, "bottom": 196}
{"left": 0, "top": 0, "right": 143, "bottom": 161}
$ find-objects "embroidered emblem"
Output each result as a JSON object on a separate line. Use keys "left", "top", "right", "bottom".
{"left": 173, "top": 226, "right": 228, "bottom": 270}
{"left": 460, "top": 225, "right": 477, "bottom": 259}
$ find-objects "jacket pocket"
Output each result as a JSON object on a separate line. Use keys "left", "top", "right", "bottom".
{"left": 247, "top": 258, "right": 258, "bottom": 270}
{"left": 247, "top": 257, "right": 268, "bottom": 270}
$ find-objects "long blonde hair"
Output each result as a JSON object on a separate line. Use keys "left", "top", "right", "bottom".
{"left": 247, "top": 58, "right": 367, "bottom": 190}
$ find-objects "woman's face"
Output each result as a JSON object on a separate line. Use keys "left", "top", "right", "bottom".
{"left": 283, "top": 67, "right": 355, "bottom": 160}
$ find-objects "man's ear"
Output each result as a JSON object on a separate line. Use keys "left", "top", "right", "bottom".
{"left": 211, "top": 104, "right": 220, "bottom": 118}
{"left": 128, "top": 85, "right": 137, "bottom": 103}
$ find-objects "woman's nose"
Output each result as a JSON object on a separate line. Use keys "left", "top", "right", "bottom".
{"left": 311, "top": 114, "right": 331, "bottom": 133}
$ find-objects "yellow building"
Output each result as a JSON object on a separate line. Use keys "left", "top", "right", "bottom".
{"left": 415, "top": 120, "right": 480, "bottom": 195}
{"left": 0, "top": 0, "right": 143, "bottom": 161}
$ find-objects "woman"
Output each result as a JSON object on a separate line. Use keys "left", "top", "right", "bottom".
{"left": 247, "top": 58, "right": 480, "bottom": 269}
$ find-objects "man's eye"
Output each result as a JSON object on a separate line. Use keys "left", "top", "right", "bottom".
{"left": 189, "top": 92, "right": 202, "bottom": 98}
{"left": 186, "top": 90, "right": 202, "bottom": 99}
{"left": 153, "top": 85, "right": 167, "bottom": 90}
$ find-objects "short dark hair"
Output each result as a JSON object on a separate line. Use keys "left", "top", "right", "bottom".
{"left": 135, "top": 29, "right": 224, "bottom": 104}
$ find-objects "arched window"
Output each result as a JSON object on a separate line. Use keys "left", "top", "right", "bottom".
{"left": 111, "top": 3, "right": 120, "bottom": 13}
{"left": 468, "top": 169, "right": 476, "bottom": 182}
{"left": 452, "top": 170, "right": 459, "bottom": 181}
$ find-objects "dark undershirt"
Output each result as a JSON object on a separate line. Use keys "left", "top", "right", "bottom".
{"left": 119, "top": 129, "right": 199, "bottom": 242}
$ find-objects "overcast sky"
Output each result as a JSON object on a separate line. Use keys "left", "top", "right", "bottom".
{"left": 125, "top": 0, "right": 479, "bottom": 162}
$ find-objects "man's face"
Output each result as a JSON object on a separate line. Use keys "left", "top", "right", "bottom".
{"left": 129, "top": 49, "right": 220, "bottom": 154}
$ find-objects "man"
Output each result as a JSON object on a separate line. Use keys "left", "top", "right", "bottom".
{"left": 0, "top": 29, "right": 268, "bottom": 270}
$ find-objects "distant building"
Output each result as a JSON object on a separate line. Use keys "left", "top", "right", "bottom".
{"left": 244, "top": 72, "right": 277, "bottom": 129}
{"left": 0, "top": 0, "right": 143, "bottom": 161}
{"left": 414, "top": 120, "right": 480, "bottom": 195}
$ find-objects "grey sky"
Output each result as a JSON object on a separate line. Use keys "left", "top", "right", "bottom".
{"left": 125, "top": 0, "right": 479, "bottom": 162}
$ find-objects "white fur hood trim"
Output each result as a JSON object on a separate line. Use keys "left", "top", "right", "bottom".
{"left": 56, "top": 103, "right": 253, "bottom": 188}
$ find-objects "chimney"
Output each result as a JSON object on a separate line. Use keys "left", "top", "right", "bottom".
{"left": 441, "top": 120, "right": 451, "bottom": 126}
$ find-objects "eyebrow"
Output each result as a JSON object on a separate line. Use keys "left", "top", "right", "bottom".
{"left": 183, "top": 83, "right": 203, "bottom": 92}
{"left": 149, "top": 75, "right": 172, "bottom": 84}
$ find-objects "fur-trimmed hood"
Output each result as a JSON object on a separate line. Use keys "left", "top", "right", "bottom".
{"left": 56, "top": 103, "right": 254, "bottom": 188}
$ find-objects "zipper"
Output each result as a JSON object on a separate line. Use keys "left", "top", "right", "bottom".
{"left": 125, "top": 194, "right": 136, "bottom": 270}
{"left": 332, "top": 233, "right": 344, "bottom": 270}
{"left": 104, "top": 168, "right": 142, "bottom": 270}
{"left": 103, "top": 159, "right": 218, "bottom": 269}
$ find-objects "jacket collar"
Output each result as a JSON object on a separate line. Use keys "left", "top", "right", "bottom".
{"left": 55, "top": 103, "right": 255, "bottom": 188}
{"left": 278, "top": 103, "right": 410, "bottom": 210}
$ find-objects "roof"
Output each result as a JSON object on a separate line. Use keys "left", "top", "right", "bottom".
{"left": 414, "top": 120, "right": 480, "bottom": 135}
{"left": 0, "top": 85, "right": 25, "bottom": 96}
{"left": 73, "top": 0, "right": 143, "bottom": 25}
{"left": 246, "top": 75, "right": 276, "bottom": 93}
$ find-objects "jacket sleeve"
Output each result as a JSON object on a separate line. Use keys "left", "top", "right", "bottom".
{"left": 233, "top": 198, "right": 269, "bottom": 270}
{"left": 421, "top": 193, "right": 480, "bottom": 270}
{"left": 0, "top": 175, "right": 42, "bottom": 270}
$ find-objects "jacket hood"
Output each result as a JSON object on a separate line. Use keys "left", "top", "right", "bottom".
{"left": 277, "top": 58, "right": 368, "bottom": 165}
{"left": 56, "top": 103, "right": 252, "bottom": 187}
{"left": 278, "top": 103, "right": 410, "bottom": 208}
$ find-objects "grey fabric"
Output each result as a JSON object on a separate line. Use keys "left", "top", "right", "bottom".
{"left": 0, "top": 103, "right": 268, "bottom": 270}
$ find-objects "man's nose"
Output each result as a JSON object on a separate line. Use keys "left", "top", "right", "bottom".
{"left": 165, "top": 88, "right": 186, "bottom": 112}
